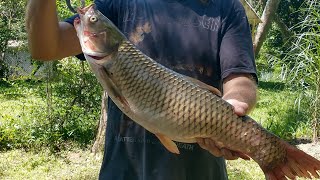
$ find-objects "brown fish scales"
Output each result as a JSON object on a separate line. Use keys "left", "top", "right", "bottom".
{"left": 74, "top": 4, "right": 320, "bottom": 180}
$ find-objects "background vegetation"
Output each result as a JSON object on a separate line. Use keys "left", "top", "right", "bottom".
{"left": 0, "top": 0, "right": 319, "bottom": 179}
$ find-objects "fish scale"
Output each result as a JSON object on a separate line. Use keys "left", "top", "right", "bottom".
{"left": 108, "top": 40, "right": 284, "bottom": 165}
{"left": 75, "top": 5, "right": 320, "bottom": 179}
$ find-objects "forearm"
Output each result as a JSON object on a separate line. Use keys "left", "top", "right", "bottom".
{"left": 26, "top": 0, "right": 60, "bottom": 60}
{"left": 222, "top": 73, "right": 257, "bottom": 114}
{"left": 26, "top": 0, "right": 81, "bottom": 60}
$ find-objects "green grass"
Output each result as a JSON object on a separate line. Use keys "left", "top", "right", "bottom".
{"left": 250, "top": 81, "right": 312, "bottom": 141}
{"left": 227, "top": 159, "right": 264, "bottom": 180}
{"left": 0, "top": 149, "right": 316, "bottom": 180}
{"left": 0, "top": 149, "right": 101, "bottom": 180}
{"left": 3, "top": 149, "right": 261, "bottom": 180}
{"left": 0, "top": 79, "right": 47, "bottom": 149}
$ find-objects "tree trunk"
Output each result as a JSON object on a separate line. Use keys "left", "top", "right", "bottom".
{"left": 91, "top": 91, "right": 108, "bottom": 154}
{"left": 253, "top": 0, "right": 281, "bottom": 56}
{"left": 0, "top": 52, "right": 5, "bottom": 78}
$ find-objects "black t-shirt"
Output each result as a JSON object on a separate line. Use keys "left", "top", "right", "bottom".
{"left": 66, "top": 0, "right": 257, "bottom": 179}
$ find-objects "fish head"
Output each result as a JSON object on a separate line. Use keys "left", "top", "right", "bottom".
{"left": 74, "top": 4, "right": 125, "bottom": 62}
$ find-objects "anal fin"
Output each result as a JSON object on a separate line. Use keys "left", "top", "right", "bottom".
{"left": 155, "top": 134, "right": 180, "bottom": 154}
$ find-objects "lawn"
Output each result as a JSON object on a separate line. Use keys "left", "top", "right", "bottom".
{"left": 0, "top": 149, "right": 101, "bottom": 180}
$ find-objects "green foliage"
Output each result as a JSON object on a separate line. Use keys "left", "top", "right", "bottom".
{"left": 277, "top": 0, "right": 305, "bottom": 29}
{"left": 0, "top": 0, "right": 26, "bottom": 78}
{"left": 0, "top": 58, "right": 102, "bottom": 151}
{"left": 0, "top": 0, "right": 100, "bottom": 151}
{"left": 56, "top": 0, "right": 94, "bottom": 20}
{"left": 47, "top": 58, "right": 102, "bottom": 150}
{"left": 282, "top": 0, "right": 320, "bottom": 140}
{"left": 251, "top": 81, "right": 312, "bottom": 140}
{"left": 254, "top": 0, "right": 319, "bottom": 141}
{"left": 0, "top": 12, "right": 11, "bottom": 53}
{"left": 255, "top": 0, "right": 305, "bottom": 79}
{"left": 0, "top": 78, "right": 47, "bottom": 149}
{"left": 0, "top": 0, "right": 26, "bottom": 47}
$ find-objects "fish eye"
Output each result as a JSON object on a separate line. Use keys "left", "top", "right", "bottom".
{"left": 90, "top": 15, "right": 98, "bottom": 23}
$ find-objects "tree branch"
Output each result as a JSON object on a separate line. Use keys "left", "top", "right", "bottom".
{"left": 253, "top": 0, "right": 281, "bottom": 56}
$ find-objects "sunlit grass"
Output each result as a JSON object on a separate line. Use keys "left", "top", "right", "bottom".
{"left": 0, "top": 149, "right": 101, "bottom": 180}
{"left": 250, "top": 82, "right": 312, "bottom": 140}
{"left": 227, "top": 159, "right": 264, "bottom": 180}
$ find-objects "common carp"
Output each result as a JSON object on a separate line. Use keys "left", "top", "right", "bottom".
{"left": 74, "top": 4, "right": 320, "bottom": 180}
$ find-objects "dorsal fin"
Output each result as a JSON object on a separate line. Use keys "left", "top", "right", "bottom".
{"left": 185, "top": 76, "right": 222, "bottom": 97}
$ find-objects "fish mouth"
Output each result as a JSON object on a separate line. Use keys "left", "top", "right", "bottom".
{"left": 83, "top": 50, "right": 109, "bottom": 61}
{"left": 87, "top": 55, "right": 106, "bottom": 60}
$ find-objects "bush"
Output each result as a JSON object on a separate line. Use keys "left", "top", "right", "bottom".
{"left": 282, "top": 0, "right": 320, "bottom": 141}
{"left": 0, "top": 58, "right": 102, "bottom": 151}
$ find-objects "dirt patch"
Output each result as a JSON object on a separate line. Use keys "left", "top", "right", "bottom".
{"left": 297, "top": 142, "right": 320, "bottom": 159}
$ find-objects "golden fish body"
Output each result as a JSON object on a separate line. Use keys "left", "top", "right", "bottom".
{"left": 90, "top": 40, "right": 285, "bottom": 168}
{"left": 75, "top": 4, "right": 320, "bottom": 180}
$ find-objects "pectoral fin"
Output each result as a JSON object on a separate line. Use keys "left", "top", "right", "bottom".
{"left": 155, "top": 134, "right": 180, "bottom": 154}
{"left": 185, "top": 76, "right": 221, "bottom": 97}
{"left": 89, "top": 61, "right": 131, "bottom": 111}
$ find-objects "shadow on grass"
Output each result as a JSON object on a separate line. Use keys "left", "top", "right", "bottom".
{"left": 2, "top": 93, "right": 27, "bottom": 100}
{"left": 0, "top": 79, "right": 13, "bottom": 88}
{"left": 258, "top": 81, "right": 285, "bottom": 91}
{"left": 289, "top": 138, "right": 312, "bottom": 145}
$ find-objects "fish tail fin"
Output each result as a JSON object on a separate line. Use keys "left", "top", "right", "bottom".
{"left": 263, "top": 142, "right": 320, "bottom": 180}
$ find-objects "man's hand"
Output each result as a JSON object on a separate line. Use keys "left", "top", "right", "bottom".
{"left": 196, "top": 73, "right": 257, "bottom": 160}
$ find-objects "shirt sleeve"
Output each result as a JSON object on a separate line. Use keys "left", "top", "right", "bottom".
{"left": 219, "top": 0, "right": 258, "bottom": 82}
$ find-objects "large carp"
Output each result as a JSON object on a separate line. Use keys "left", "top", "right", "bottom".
{"left": 74, "top": 4, "right": 320, "bottom": 180}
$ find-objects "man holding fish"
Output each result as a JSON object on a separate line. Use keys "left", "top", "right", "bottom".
{"left": 26, "top": 0, "right": 258, "bottom": 179}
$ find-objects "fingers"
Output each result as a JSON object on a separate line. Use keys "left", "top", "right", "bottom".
{"left": 196, "top": 138, "right": 240, "bottom": 160}
{"left": 225, "top": 99, "right": 249, "bottom": 116}
{"left": 221, "top": 148, "right": 239, "bottom": 160}
{"left": 197, "top": 138, "right": 222, "bottom": 157}
{"left": 232, "top": 151, "right": 251, "bottom": 160}
{"left": 197, "top": 138, "right": 221, "bottom": 156}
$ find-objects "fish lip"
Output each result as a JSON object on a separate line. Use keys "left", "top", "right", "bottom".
{"left": 85, "top": 51, "right": 109, "bottom": 60}
{"left": 87, "top": 55, "right": 106, "bottom": 60}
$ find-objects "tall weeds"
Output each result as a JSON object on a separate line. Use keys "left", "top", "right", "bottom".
{"left": 284, "top": 0, "right": 320, "bottom": 142}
